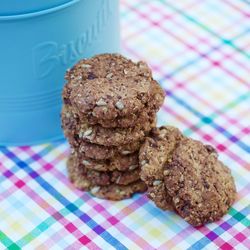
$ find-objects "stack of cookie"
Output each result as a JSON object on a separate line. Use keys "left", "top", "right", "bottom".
{"left": 61, "top": 54, "right": 165, "bottom": 200}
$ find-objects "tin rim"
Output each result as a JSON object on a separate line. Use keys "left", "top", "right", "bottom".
{"left": 0, "top": 0, "right": 81, "bottom": 21}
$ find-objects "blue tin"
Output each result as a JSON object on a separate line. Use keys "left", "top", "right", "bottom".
{"left": 0, "top": 0, "right": 120, "bottom": 146}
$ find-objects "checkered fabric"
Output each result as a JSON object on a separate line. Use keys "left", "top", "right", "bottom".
{"left": 1, "top": 0, "right": 250, "bottom": 249}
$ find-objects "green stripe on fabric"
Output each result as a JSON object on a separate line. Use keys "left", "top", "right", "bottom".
{"left": 0, "top": 231, "right": 20, "bottom": 249}
{"left": 14, "top": 198, "right": 85, "bottom": 248}
{"left": 15, "top": 218, "right": 56, "bottom": 247}
{"left": 229, "top": 207, "right": 250, "bottom": 227}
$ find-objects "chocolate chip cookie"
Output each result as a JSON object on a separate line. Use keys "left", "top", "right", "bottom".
{"left": 140, "top": 126, "right": 236, "bottom": 226}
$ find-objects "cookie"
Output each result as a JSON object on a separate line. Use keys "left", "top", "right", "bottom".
{"left": 77, "top": 140, "right": 142, "bottom": 160}
{"left": 139, "top": 126, "right": 236, "bottom": 226}
{"left": 88, "top": 181, "right": 147, "bottom": 201}
{"left": 67, "top": 155, "right": 146, "bottom": 200}
{"left": 68, "top": 153, "right": 140, "bottom": 186}
{"left": 73, "top": 151, "right": 139, "bottom": 172}
{"left": 139, "top": 126, "right": 183, "bottom": 210}
{"left": 87, "top": 168, "right": 141, "bottom": 186}
{"left": 66, "top": 104, "right": 155, "bottom": 129}
{"left": 62, "top": 105, "right": 155, "bottom": 146}
{"left": 85, "top": 80, "right": 164, "bottom": 128}
{"left": 64, "top": 79, "right": 164, "bottom": 128}
{"left": 63, "top": 53, "right": 164, "bottom": 121}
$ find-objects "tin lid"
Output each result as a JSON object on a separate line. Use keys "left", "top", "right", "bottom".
{"left": 0, "top": 0, "right": 73, "bottom": 16}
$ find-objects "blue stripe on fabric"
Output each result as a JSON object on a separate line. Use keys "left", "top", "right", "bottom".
{"left": 0, "top": 147, "right": 127, "bottom": 250}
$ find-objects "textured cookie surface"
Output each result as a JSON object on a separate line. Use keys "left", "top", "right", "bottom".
{"left": 62, "top": 105, "right": 155, "bottom": 146}
{"left": 72, "top": 150, "right": 139, "bottom": 172}
{"left": 64, "top": 79, "right": 164, "bottom": 128}
{"left": 68, "top": 153, "right": 140, "bottom": 186}
{"left": 139, "top": 126, "right": 236, "bottom": 226}
{"left": 139, "top": 126, "right": 183, "bottom": 210}
{"left": 164, "top": 137, "right": 236, "bottom": 226}
{"left": 63, "top": 53, "right": 164, "bottom": 121}
{"left": 74, "top": 140, "right": 141, "bottom": 160}
{"left": 87, "top": 181, "right": 147, "bottom": 201}
{"left": 67, "top": 155, "right": 146, "bottom": 200}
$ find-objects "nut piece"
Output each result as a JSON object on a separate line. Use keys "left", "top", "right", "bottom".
{"left": 65, "top": 112, "right": 71, "bottom": 118}
{"left": 153, "top": 180, "right": 162, "bottom": 186}
{"left": 91, "top": 186, "right": 100, "bottom": 194}
{"left": 121, "top": 151, "right": 132, "bottom": 155}
{"left": 78, "top": 130, "right": 84, "bottom": 138}
{"left": 82, "top": 160, "right": 91, "bottom": 166}
{"left": 163, "top": 170, "right": 170, "bottom": 176}
{"left": 82, "top": 64, "right": 91, "bottom": 68}
{"left": 83, "top": 129, "right": 93, "bottom": 137}
{"left": 115, "top": 100, "right": 124, "bottom": 110}
{"left": 129, "top": 165, "right": 138, "bottom": 171}
{"left": 96, "top": 98, "right": 107, "bottom": 106}
{"left": 115, "top": 175, "right": 121, "bottom": 184}
{"left": 106, "top": 73, "right": 113, "bottom": 79}
{"left": 81, "top": 180, "right": 90, "bottom": 188}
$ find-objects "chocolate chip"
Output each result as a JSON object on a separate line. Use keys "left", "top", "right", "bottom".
{"left": 205, "top": 145, "right": 216, "bottom": 154}
{"left": 180, "top": 204, "right": 190, "bottom": 217}
{"left": 63, "top": 98, "right": 71, "bottom": 105}
{"left": 87, "top": 72, "right": 96, "bottom": 80}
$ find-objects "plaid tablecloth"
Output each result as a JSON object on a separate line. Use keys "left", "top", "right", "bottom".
{"left": 0, "top": 0, "right": 250, "bottom": 249}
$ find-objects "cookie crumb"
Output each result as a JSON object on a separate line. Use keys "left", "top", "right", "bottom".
{"left": 83, "top": 129, "right": 93, "bottom": 137}
{"left": 153, "top": 180, "right": 162, "bottom": 186}
{"left": 122, "top": 151, "right": 132, "bottom": 155}
{"left": 91, "top": 186, "right": 100, "bottom": 194}
{"left": 96, "top": 98, "right": 107, "bottom": 106}
{"left": 106, "top": 73, "right": 113, "bottom": 79}
{"left": 129, "top": 165, "right": 138, "bottom": 171}
{"left": 82, "top": 160, "right": 91, "bottom": 166}
{"left": 115, "top": 101, "right": 124, "bottom": 110}
{"left": 82, "top": 64, "right": 91, "bottom": 68}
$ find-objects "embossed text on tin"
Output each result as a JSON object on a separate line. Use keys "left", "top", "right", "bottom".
{"left": 32, "top": 0, "right": 112, "bottom": 79}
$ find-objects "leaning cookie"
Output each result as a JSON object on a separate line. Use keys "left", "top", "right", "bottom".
{"left": 62, "top": 105, "right": 155, "bottom": 146}
{"left": 67, "top": 155, "right": 146, "bottom": 200}
{"left": 139, "top": 126, "right": 236, "bottom": 226}
{"left": 139, "top": 126, "right": 183, "bottom": 210}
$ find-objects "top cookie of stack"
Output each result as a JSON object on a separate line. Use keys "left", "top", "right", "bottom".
{"left": 63, "top": 54, "right": 164, "bottom": 130}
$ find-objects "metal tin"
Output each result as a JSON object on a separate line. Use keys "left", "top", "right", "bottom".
{"left": 0, "top": 0, "right": 120, "bottom": 145}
